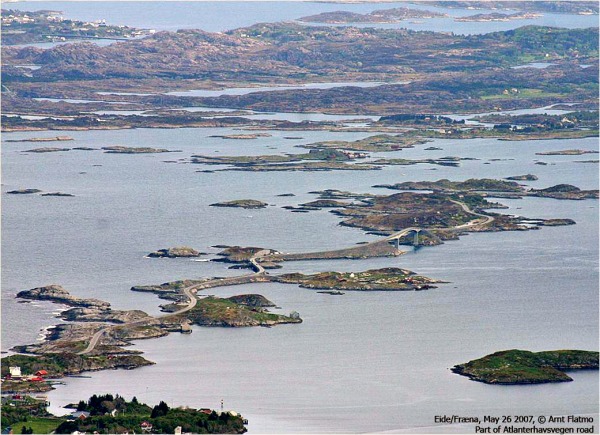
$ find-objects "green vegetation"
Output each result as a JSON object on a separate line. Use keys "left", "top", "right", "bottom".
{"left": 1, "top": 396, "right": 53, "bottom": 431}
{"left": 9, "top": 417, "right": 62, "bottom": 434}
{"left": 179, "top": 297, "right": 301, "bottom": 327}
{"left": 2, "top": 393, "right": 247, "bottom": 434}
{"left": 59, "top": 394, "right": 246, "bottom": 434}
{"left": 2, "top": 354, "right": 76, "bottom": 378}
{"left": 452, "top": 349, "right": 599, "bottom": 384}
{"left": 1, "top": 353, "right": 153, "bottom": 387}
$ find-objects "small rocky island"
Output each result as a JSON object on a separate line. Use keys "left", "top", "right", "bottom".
{"left": 536, "top": 149, "right": 599, "bottom": 156}
{"left": 209, "top": 133, "right": 271, "bottom": 139}
{"left": 505, "top": 174, "right": 538, "bottom": 181}
{"left": 147, "top": 246, "right": 202, "bottom": 258}
{"left": 6, "top": 188, "right": 42, "bottom": 195}
{"left": 17, "top": 285, "right": 110, "bottom": 309}
{"left": 452, "top": 349, "right": 599, "bottom": 384}
{"left": 210, "top": 199, "right": 268, "bottom": 209}
{"left": 23, "top": 147, "right": 71, "bottom": 153}
{"left": 102, "top": 146, "right": 179, "bottom": 154}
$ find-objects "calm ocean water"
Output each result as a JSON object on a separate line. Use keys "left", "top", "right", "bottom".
{"left": 2, "top": 125, "right": 598, "bottom": 432}
{"left": 2, "top": 2, "right": 599, "bottom": 433}
{"left": 8, "top": 1, "right": 600, "bottom": 36}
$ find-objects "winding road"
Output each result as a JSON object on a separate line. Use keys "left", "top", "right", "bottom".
{"left": 449, "top": 199, "right": 495, "bottom": 230}
{"left": 78, "top": 256, "right": 270, "bottom": 355}
{"left": 78, "top": 200, "right": 492, "bottom": 355}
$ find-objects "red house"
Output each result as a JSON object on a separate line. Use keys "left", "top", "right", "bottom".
{"left": 35, "top": 370, "right": 48, "bottom": 377}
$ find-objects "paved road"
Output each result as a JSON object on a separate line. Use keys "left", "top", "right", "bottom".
{"left": 78, "top": 329, "right": 106, "bottom": 355}
{"left": 449, "top": 199, "right": 495, "bottom": 229}
{"left": 249, "top": 249, "right": 271, "bottom": 274}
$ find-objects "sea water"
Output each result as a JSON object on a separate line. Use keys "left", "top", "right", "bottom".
{"left": 2, "top": 125, "right": 598, "bottom": 432}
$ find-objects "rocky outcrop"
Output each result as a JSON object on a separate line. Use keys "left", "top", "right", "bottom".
{"left": 215, "top": 246, "right": 272, "bottom": 262}
{"left": 147, "top": 246, "right": 202, "bottom": 258}
{"left": 60, "top": 307, "right": 151, "bottom": 324}
{"left": 226, "top": 294, "right": 276, "bottom": 307}
{"left": 17, "top": 285, "right": 110, "bottom": 309}
{"left": 505, "top": 174, "right": 538, "bottom": 181}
